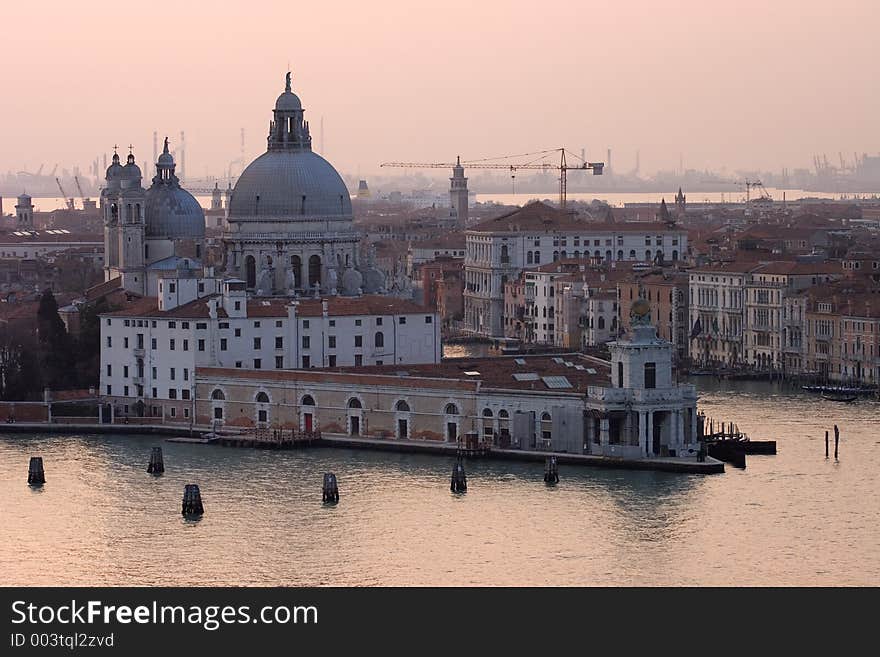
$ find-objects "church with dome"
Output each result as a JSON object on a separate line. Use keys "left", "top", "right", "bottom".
{"left": 102, "top": 139, "right": 205, "bottom": 296}
{"left": 220, "top": 72, "right": 382, "bottom": 297}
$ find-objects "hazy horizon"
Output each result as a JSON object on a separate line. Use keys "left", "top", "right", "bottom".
{"left": 1, "top": 0, "right": 878, "bottom": 181}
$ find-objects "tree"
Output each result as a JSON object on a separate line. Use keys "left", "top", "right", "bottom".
{"left": 36, "top": 289, "right": 76, "bottom": 390}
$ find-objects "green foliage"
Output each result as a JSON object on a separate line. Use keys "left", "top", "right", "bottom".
{"left": 36, "top": 289, "right": 76, "bottom": 390}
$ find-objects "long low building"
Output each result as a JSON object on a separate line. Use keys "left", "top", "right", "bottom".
{"left": 193, "top": 300, "right": 699, "bottom": 460}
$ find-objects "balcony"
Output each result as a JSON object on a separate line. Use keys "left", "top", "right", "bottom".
{"left": 133, "top": 347, "right": 145, "bottom": 358}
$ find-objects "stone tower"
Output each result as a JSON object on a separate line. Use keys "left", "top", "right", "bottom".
{"left": 15, "top": 193, "right": 34, "bottom": 231}
{"left": 675, "top": 187, "right": 686, "bottom": 218}
{"left": 449, "top": 156, "right": 468, "bottom": 228}
{"left": 211, "top": 182, "right": 223, "bottom": 210}
{"left": 102, "top": 149, "right": 147, "bottom": 294}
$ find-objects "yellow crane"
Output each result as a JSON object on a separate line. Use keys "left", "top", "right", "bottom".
{"left": 381, "top": 148, "right": 604, "bottom": 209}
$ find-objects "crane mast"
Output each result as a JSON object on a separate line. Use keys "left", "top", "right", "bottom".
{"left": 56, "top": 177, "right": 75, "bottom": 210}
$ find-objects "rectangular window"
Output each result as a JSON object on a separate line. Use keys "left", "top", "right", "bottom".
{"left": 137, "top": 334, "right": 144, "bottom": 349}
{"left": 644, "top": 362, "right": 657, "bottom": 389}
{"left": 355, "top": 354, "right": 363, "bottom": 366}
{"left": 303, "top": 320, "right": 310, "bottom": 329}
{"left": 376, "top": 360, "right": 383, "bottom": 366}
{"left": 355, "top": 319, "right": 362, "bottom": 327}
{"left": 329, "top": 320, "right": 336, "bottom": 327}
{"left": 168, "top": 389, "right": 177, "bottom": 399}
{"left": 328, "top": 355, "right": 337, "bottom": 367}
{"left": 235, "top": 361, "right": 242, "bottom": 368}
{"left": 355, "top": 335, "right": 363, "bottom": 347}
{"left": 219, "top": 322, "right": 229, "bottom": 329}
{"left": 152, "top": 387, "right": 157, "bottom": 398}
{"left": 220, "top": 338, "right": 228, "bottom": 351}
{"left": 254, "top": 358, "right": 262, "bottom": 369}
{"left": 302, "top": 336, "right": 310, "bottom": 349}
{"left": 198, "top": 339, "right": 205, "bottom": 351}
{"left": 124, "top": 320, "right": 130, "bottom": 327}
{"left": 151, "top": 337, "right": 157, "bottom": 350}
{"left": 254, "top": 337, "right": 262, "bottom": 349}
{"left": 106, "top": 318, "right": 111, "bottom": 326}
{"left": 235, "top": 328, "right": 241, "bottom": 337}
{"left": 183, "top": 339, "right": 189, "bottom": 351}
{"left": 123, "top": 365, "right": 129, "bottom": 378}
{"left": 425, "top": 315, "right": 433, "bottom": 323}
{"left": 328, "top": 336, "right": 336, "bottom": 349}
{"left": 169, "top": 339, "right": 175, "bottom": 351}
{"left": 152, "top": 366, "right": 157, "bottom": 378}
{"left": 181, "top": 322, "right": 190, "bottom": 330}
{"left": 399, "top": 317, "right": 406, "bottom": 325}
{"left": 235, "top": 301, "right": 241, "bottom": 311}
{"left": 124, "top": 337, "right": 129, "bottom": 349}
{"left": 182, "top": 389, "right": 190, "bottom": 400}
{"left": 152, "top": 321, "right": 157, "bottom": 328}
{"left": 170, "top": 368, "right": 176, "bottom": 381}
{"left": 124, "top": 385, "right": 129, "bottom": 396}
{"left": 168, "top": 321, "right": 176, "bottom": 329}
{"left": 376, "top": 317, "right": 383, "bottom": 326}
{"left": 302, "top": 355, "right": 311, "bottom": 368}
{"left": 196, "top": 322, "right": 207, "bottom": 329}
{"left": 275, "top": 336, "right": 283, "bottom": 349}
{"left": 183, "top": 368, "right": 189, "bottom": 381}
{"left": 106, "top": 385, "right": 112, "bottom": 395}
{"left": 184, "top": 408, "right": 190, "bottom": 418}
{"left": 275, "top": 320, "right": 283, "bottom": 328}
{"left": 275, "top": 356, "right": 283, "bottom": 369}
{"left": 106, "top": 364, "right": 112, "bottom": 377}
{"left": 170, "top": 407, "right": 176, "bottom": 418}
{"left": 253, "top": 321, "right": 261, "bottom": 328}
{"left": 169, "top": 283, "right": 176, "bottom": 293}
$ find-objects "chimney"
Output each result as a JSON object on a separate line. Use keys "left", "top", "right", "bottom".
{"left": 207, "top": 298, "right": 218, "bottom": 319}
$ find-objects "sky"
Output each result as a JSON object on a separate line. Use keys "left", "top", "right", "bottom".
{"left": 1, "top": 0, "right": 878, "bottom": 181}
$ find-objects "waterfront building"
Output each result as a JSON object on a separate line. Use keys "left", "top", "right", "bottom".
{"left": 100, "top": 280, "right": 440, "bottom": 420}
{"left": 102, "top": 143, "right": 206, "bottom": 296}
{"left": 0, "top": 230, "right": 102, "bottom": 260}
{"left": 194, "top": 299, "right": 698, "bottom": 460}
{"left": 463, "top": 201, "right": 687, "bottom": 337}
{"left": 743, "top": 262, "right": 840, "bottom": 371}
{"left": 688, "top": 262, "right": 753, "bottom": 367}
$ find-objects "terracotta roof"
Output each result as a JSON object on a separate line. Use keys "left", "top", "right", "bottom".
{"left": 198, "top": 353, "right": 611, "bottom": 394}
{"left": 84, "top": 276, "right": 123, "bottom": 302}
{"left": 468, "top": 201, "right": 683, "bottom": 234}
{"left": 752, "top": 261, "right": 841, "bottom": 276}
{"left": 410, "top": 233, "right": 466, "bottom": 249}
{"left": 102, "top": 294, "right": 434, "bottom": 320}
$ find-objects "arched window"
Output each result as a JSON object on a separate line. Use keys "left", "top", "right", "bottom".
{"left": 375, "top": 331, "right": 384, "bottom": 348}
{"left": 347, "top": 398, "right": 362, "bottom": 409}
{"left": 553, "top": 251, "right": 559, "bottom": 261}
{"left": 594, "top": 250, "right": 601, "bottom": 259}
{"left": 301, "top": 395, "right": 315, "bottom": 406}
{"left": 527, "top": 251, "right": 533, "bottom": 264}
{"left": 135, "top": 203, "right": 140, "bottom": 220}
{"left": 617, "top": 250, "right": 623, "bottom": 261}
{"left": 561, "top": 250, "right": 567, "bottom": 259}
{"left": 445, "top": 403, "right": 459, "bottom": 415}
{"left": 255, "top": 392, "right": 270, "bottom": 403}
{"left": 308, "top": 255, "right": 321, "bottom": 287}
{"left": 482, "top": 408, "right": 494, "bottom": 441}
{"left": 498, "top": 409, "right": 509, "bottom": 419}
{"left": 605, "top": 250, "right": 612, "bottom": 262}
{"left": 501, "top": 245, "right": 509, "bottom": 260}
{"left": 598, "top": 316, "right": 605, "bottom": 329}
{"left": 534, "top": 251, "right": 540, "bottom": 263}
{"left": 645, "top": 250, "right": 652, "bottom": 261}
{"left": 482, "top": 408, "right": 493, "bottom": 417}
{"left": 629, "top": 249, "right": 636, "bottom": 259}
{"left": 672, "top": 250, "right": 679, "bottom": 261}
{"left": 245, "top": 255, "right": 256, "bottom": 289}
{"left": 211, "top": 389, "right": 225, "bottom": 401}
{"left": 540, "top": 412, "right": 552, "bottom": 444}
{"left": 290, "top": 255, "right": 302, "bottom": 288}
{"left": 395, "top": 400, "right": 410, "bottom": 412}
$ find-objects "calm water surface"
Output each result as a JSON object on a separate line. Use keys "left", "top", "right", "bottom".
{"left": 1, "top": 380, "right": 878, "bottom": 586}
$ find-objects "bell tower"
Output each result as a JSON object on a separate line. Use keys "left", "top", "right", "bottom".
{"left": 449, "top": 156, "right": 468, "bottom": 228}
{"left": 15, "top": 193, "right": 34, "bottom": 231}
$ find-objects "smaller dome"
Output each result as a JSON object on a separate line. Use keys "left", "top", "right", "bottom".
{"left": 275, "top": 90, "right": 302, "bottom": 111}
{"left": 158, "top": 151, "right": 174, "bottom": 166}
{"left": 17, "top": 192, "right": 31, "bottom": 203}
{"left": 106, "top": 152, "right": 123, "bottom": 179}
{"left": 631, "top": 298, "right": 651, "bottom": 318}
{"left": 122, "top": 156, "right": 142, "bottom": 180}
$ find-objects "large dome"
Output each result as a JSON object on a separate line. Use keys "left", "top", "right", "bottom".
{"left": 228, "top": 150, "right": 353, "bottom": 219}
{"left": 144, "top": 184, "right": 205, "bottom": 239}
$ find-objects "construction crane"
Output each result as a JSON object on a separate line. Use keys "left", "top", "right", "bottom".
{"left": 381, "top": 148, "right": 604, "bottom": 209}
{"left": 74, "top": 176, "right": 89, "bottom": 206}
{"left": 56, "top": 177, "right": 75, "bottom": 210}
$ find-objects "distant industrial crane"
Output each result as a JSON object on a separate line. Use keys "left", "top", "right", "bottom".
{"left": 56, "top": 177, "right": 75, "bottom": 210}
{"left": 74, "top": 176, "right": 90, "bottom": 206}
{"left": 381, "top": 148, "right": 604, "bottom": 209}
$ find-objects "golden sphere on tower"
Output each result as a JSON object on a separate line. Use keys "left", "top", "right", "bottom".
{"left": 631, "top": 298, "right": 651, "bottom": 318}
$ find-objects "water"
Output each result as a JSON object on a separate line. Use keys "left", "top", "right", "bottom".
{"left": 1, "top": 380, "right": 878, "bottom": 586}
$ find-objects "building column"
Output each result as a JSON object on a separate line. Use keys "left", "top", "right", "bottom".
{"left": 690, "top": 407, "right": 698, "bottom": 445}
{"left": 599, "top": 416, "right": 610, "bottom": 448}
{"left": 647, "top": 410, "right": 655, "bottom": 456}
{"left": 639, "top": 411, "right": 648, "bottom": 456}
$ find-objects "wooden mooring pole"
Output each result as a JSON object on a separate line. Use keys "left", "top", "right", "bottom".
{"left": 322, "top": 473, "right": 339, "bottom": 503}
{"left": 182, "top": 484, "right": 204, "bottom": 516}
{"left": 450, "top": 458, "right": 467, "bottom": 493}
{"left": 147, "top": 447, "right": 165, "bottom": 475}
{"left": 825, "top": 430, "right": 829, "bottom": 459}
{"left": 834, "top": 424, "right": 839, "bottom": 460}
{"left": 544, "top": 456, "right": 559, "bottom": 484}
{"left": 28, "top": 456, "right": 45, "bottom": 486}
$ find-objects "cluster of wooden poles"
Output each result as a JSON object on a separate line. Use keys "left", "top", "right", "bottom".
{"left": 825, "top": 425, "right": 842, "bottom": 460}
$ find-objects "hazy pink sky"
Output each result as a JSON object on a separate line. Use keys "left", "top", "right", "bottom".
{"left": 1, "top": 0, "right": 878, "bottom": 181}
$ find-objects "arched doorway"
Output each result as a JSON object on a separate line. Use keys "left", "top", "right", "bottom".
{"left": 245, "top": 255, "right": 256, "bottom": 289}
{"left": 347, "top": 397, "right": 363, "bottom": 436}
{"left": 308, "top": 255, "right": 321, "bottom": 288}
{"left": 395, "top": 400, "right": 411, "bottom": 439}
{"left": 301, "top": 394, "right": 316, "bottom": 432}
{"left": 444, "top": 403, "right": 459, "bottom": 442}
